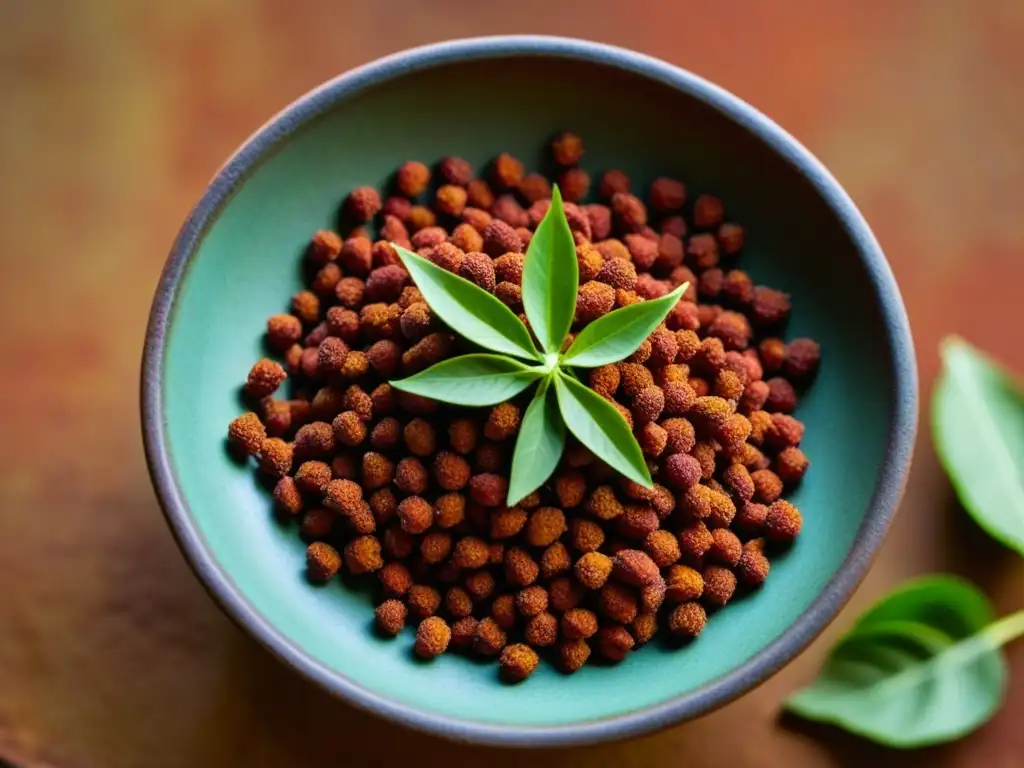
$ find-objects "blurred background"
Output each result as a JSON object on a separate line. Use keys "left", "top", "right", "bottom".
{"left": 1, "top": 1, "right": 1022, "bottom": 766}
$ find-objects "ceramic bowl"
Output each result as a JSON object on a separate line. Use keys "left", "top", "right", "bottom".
{"left": 141, "top": 35, "right": 917, "bottom": 747}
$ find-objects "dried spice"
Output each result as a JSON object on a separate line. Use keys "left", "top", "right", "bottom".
{"left": 225, "top": 133, "right": 817, "bottom": 681}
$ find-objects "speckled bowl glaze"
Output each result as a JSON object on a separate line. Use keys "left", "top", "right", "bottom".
{"left": 141, "top": 35, "right": 917, "bottom": 747}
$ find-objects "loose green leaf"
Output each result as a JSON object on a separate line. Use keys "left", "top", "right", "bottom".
{"left": 507, "top": 378, "right": 566, "bottom": 505}
{"left": 932, "top": 336, "right": 1024, "bottom": 555}
{"left": 521, "top": 185, "right": 578, "bottom": 355}
{"left": 786, "top": 576, "right": 1024, "bottom": 748}
{"left": 393, "top": 245, "right": 540, "bottom": 361}
{"left": 847, "top": 575, "right": 997, "bottom": 638}
{"left": 390, "top": 354, "right": 544, "bottom": 407}
{"left": 553, "top": 371, "right": 652, "bottom": 488}
{"left": 561, "top": 282, "right": 689, "bottom": 368}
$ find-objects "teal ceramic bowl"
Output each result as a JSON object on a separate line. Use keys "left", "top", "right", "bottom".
{"left": 142, "top": 36, "right": 917, "bottom": 746}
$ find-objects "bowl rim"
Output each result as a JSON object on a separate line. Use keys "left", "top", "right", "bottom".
{"left": 141, "top": 33, "right": 918, "bottom": 748}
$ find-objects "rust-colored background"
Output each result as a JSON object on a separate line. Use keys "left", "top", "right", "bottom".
{"left": 2, "top": 2, "right": 1023, "bottom": 766}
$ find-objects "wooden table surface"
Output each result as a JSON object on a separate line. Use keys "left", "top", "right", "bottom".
{"left": 2, "top": 2, "right": 1023, "bottom": 766}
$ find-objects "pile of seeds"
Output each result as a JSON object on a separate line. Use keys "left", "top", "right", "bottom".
{"left": 226, "top": 133, "right": 819, "bottom": 683}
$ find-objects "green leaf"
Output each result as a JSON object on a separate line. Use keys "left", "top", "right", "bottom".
{"left": 393, "top": 245, "right": 540, "bottom": 361}
{"left": 553, "top": 371, "right": 652, "bottom": 488}
{"left": 932, "top": 336, "right": 1024, "bottom": 555}
{"left": 561, "top": 282, "right": 689, "bottom": 368}
{"left": 786, "top": 575, "right": 1024, "bottom": 748}
{"left": 507, "top": 378, "right": 566, "bottom": 505}
{"left": 390, "top": 354, "right": 544, "bottom": 407}
{"left": 521, "top": 185, "right": 578, "bottom": 355}
{"left": 848, "top": 575, "right": 995, "bottom": 634}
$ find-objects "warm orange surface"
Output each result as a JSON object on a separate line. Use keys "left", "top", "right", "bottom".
{"left": 2, "top": 2, "right": 1023, "bottom": 767}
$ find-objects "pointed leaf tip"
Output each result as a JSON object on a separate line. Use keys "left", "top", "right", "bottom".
{"left": 393, "top": 245, "right": 541, "bottom": 361}
{"left": 507, "top": 379, "right": 566, "bottom": 504}
{"left": 521, "top": 185, "right": 578, "bottom": 356}
{"left": 553, "top": 372, "right": 652, "bottom": 488}
{"left": 562, "top": 282, "right": 689, "bottom": 368}
{"left": 390, "top": 354, "right": 545, "bottom": 407}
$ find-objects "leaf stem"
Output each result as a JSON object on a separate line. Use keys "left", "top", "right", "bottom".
{"left": 982, "top": 608, "right": 1024, "bottom": 648}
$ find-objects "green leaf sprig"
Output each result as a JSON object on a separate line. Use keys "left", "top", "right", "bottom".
{"left": 785, "top": 337, "right": 1024, "bottom": 748}
{"left": 389, "top": 185, "right": 688, "bottom": 505}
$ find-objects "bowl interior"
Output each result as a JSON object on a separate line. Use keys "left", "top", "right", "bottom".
{"left": 159, "top": 53, "right": 894, "bottom": 728}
